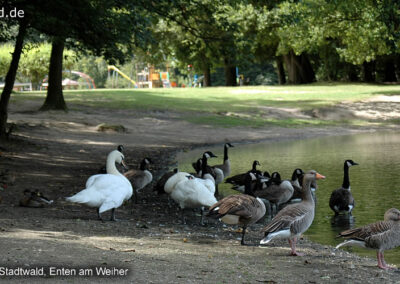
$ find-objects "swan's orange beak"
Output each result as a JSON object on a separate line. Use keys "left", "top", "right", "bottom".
{"left": 121, "top": 160, "right": 129, "bottom": 170}
{"left": 315, "top": 173, "right": 326, "bottom": 180}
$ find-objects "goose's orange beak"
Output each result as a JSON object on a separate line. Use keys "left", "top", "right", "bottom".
{"left": 316, "top": 173, "right": 326, "bottom": 180}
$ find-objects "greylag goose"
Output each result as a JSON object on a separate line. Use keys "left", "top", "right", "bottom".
{"left": 20, "top": 189, "right": 53, "bottom": 208}
{"left": 124, "top": 158, "right": 153, "bottom": 203}
{"left": 213, "top": 143, "right": 234, "bottom": 178}
{"left": 260, "top": 170, "right": 325, "bottom": 256}
{"left": 208, "top": 195, "right": 265, "bottom": 245}
{"left": 336, "top": 208, "right": 400, "bottom": 270}
{"left": 66, "top": 150, "right": 132, "bottom": 221}
{"left": 329, "top": 159, "right": 358, "bottom": 216}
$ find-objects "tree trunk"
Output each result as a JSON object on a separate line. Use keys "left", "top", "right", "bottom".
{"left": 363, "top": 61, "right": 376, "bottom": 82}
{"left": 40, "top": 37, "right": 67, "bottom": 111}
{"left": 382, "top": 58, "right": 397, "bottom": 82}
{"left": 0, "top": 19, "right": 28, "bottom": 140}
{"left": 346, "top": 64, "right": 359, "bottom": 82}
{"left": 283, "top": 51, "right": 315, "bottom": 84}
{"left": 224, "top": 58, "right": 237, "bottom": 86}
{"left": 203, "top": 66, "right": 211, "bottom": 87}
{"left": 276, "top": 56, "right": 286, "bottom": 85}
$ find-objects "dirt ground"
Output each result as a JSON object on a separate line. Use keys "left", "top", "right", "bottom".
{"left": 1, "top": 97, "right": 400, "bottom": 283}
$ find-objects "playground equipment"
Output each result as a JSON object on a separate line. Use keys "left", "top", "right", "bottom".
{"left": 107, "top": 65, "right": 137, "bottom": 88}
{"left": 136, "top": 65, "right": 170, "bottom": 88}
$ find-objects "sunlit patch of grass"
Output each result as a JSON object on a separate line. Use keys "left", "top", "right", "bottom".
{"left": 10, "top": 83, "right": 400, "bottom": 128}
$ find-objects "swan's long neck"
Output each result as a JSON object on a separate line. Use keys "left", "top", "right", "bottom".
{"left": 106, "top": 155, "right": 123, "bottom": 176}
{"left": 342, "top": 163, "right": 350, "bottom": 189}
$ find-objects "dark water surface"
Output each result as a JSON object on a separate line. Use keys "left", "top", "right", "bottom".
{"left": 176, "top": 131, "right": 400, "bottom": 266}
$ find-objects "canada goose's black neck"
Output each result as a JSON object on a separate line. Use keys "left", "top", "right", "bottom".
{"left": 201, "top": 155, "right": 208, "bottom": 178}
{"left": 223, "top": 144, "right": 229, "bottom": 162}
{"left": 342, "top": 163, "right": 350, "bottom": 189}
{"left": 244, "top": 174, "right": 255, "bottom": 196}
{"left": 140, "top": 160, "right": 147, "bottom": 171}
{"left": 252, "top": 161, "right": 258, "bottom": 172}
{"left": 302, "top": 178, "right": 314, "bottom": 202}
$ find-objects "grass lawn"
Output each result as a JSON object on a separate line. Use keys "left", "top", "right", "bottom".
{"left": 11, "top": 83, "right": 400, "bottom": 127}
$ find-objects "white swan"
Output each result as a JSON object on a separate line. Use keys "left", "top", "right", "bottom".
{"left": 66, "top": 150, "right": 133, "bottom": 221}
{"left": 170, "top": 175, "right": 217, "bottom": 224}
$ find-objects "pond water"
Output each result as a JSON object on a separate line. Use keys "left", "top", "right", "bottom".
{"left": 176, "top": 131, "right": 400, "bottom": 266}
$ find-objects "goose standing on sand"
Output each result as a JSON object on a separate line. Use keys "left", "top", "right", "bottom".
{"left": 208, "top": 173, "right": 266, "bottom": 245}
{"left": 124, "top": 158, "right": 153, "bottom": 203}
{"left": 213, "top": 143, "right": 234, "bottom": 178}
{"left": 329, "top": 159, "right": 358, "bottom": 216}
{"left": 66, "top": 150, "right": 132, "bottom": 221}
{"left": 170, "top": 175, "right": 217, "bottom": 225}
{"left": 225, "top": 160, "right": 262, "bottom": 187}
{"left": 336, "top": 208, "right": 400, "bottom": 270}
{"left": 260, "top": 170, "right": 326, "bottom": 256}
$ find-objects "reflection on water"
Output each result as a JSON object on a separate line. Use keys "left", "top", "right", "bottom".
{"left": 176, "top": 131, "right": 400, "bottom": 266}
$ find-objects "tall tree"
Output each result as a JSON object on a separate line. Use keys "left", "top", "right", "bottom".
{"left": 0, "top": 18, "right": 28, "bottom": 140}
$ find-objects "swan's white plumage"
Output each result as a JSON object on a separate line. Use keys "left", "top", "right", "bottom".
{"left": 164, "top": 172, "right": 190, "bottom": 194}
{"left": 195, "top": 177, "right": 215, "bottom": 194}
{"left": 170, "top": 177, "right": 217, "bottom": 209}
{"left": 66, "top": 150, "right": 132, "bottom": 214}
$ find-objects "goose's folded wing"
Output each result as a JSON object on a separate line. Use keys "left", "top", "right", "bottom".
{"left": 262, "top": 204, "right": 310, "bottom": 233}
{"left": 339, "top": 221, "right": 393, "bottom": 240}
{"left": 211, "top": 195, "right": 258, "bottom": 219}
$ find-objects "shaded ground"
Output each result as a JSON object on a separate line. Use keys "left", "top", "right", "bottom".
{"left": 1, "top": 98, "right": 400, "bottom": 283}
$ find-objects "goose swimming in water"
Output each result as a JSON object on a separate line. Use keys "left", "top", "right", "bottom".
{"left": 329, "top": 159, "right": 358, "bottom": 216}
{"left": 66, "top": 150, "right": 132, "bottom": 221}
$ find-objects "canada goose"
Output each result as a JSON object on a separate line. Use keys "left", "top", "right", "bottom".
{"left": 329, "top": 159, "right": 358, "bottom": 216}
{"left": 124, "top": 158, "right": 153, "bottom": 203}
{"left": 336, "top": 208, "right": 400, "bottom": 270}
{"left": 289, "top": 168, "right": 304, "bottom": 201}
{"left": 255, "top": 172, "right": 295, "bottom": 215}
{"left": 153, "top": 168, "right": 178, "bottom": 195}
{"left": 213, "top": 143, "right": 234, "bottom": 178}
{"left": 66, "top": 150, "right": 132, "bottom": 221}
{"left": 19, "top": 189, "right": 53, "bottom": 208}
{"left": 192, "top": 158, "right": 202, "bottom": 175}
{"left": 225, "top": 160, "right": 262, "bottom": 186}
{"left": 170, "top": 175, "right": 217, "bottom": 225}
{"left": 208, "top": 174, "right": 266, "bottom": 245}
{"left": 200, "top": 151, "right": 220, "bottom": 195}
{"left": 260, "top": 170, "right": 325, "bottom": 256}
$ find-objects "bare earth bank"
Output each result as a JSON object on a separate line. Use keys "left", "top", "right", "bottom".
{"left": 0, "top": 101, "right": 400, "bottom": 283}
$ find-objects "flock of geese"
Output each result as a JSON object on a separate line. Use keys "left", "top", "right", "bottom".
{"left": 25, "top": 142, "right": 399, "bottom": 271}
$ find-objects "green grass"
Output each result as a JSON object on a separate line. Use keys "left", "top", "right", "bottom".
{"left": 10, "top": 83, "right": 400, "bottom": 128}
